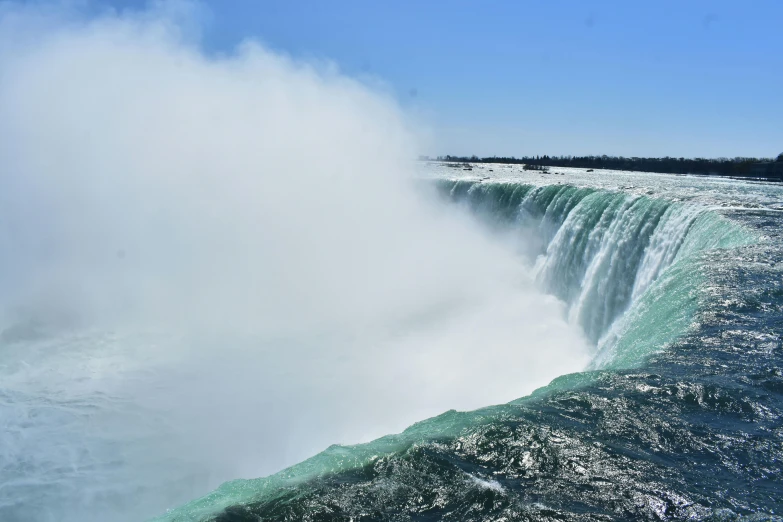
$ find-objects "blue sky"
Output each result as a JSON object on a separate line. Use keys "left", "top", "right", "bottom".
{"left": 76, "top": 1, "right": 783, "bottom": 157}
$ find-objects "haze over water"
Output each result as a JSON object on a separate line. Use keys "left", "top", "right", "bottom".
{"left": 0, "top": 4, "right": 589, "bottom": 521}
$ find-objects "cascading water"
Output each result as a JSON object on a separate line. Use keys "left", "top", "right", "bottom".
{"left": 160, "top": 174, "right": 776, "bottom": 521}
{"left": 436, "top": 179, "right": 753, "bottom": 367}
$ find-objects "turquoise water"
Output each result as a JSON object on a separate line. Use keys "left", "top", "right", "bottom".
{"left": 157, "top": 169, "right": 781, "bottom": 521}
{"left": 438, "top": 179, "right": 755, "bottom": 370}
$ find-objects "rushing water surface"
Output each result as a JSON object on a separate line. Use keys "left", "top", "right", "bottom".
{"left": 158, "top": 166, "right": 783, "bottom": 521}
{"left": 3, "top": 166, "right": 782, "bottom": 522}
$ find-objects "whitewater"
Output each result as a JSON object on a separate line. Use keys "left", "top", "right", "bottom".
{"left": 2, "top": 5, "right": 782, "bottom": 522}
{"left": 159, "top": 166, "right": 782, "bottom": 521}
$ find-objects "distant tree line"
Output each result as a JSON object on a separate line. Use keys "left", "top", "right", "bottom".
{"left": 428, "top": 153, "right": 783, "bottom": 181}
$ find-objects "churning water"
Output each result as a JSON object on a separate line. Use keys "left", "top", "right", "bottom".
{"left": 158, "top": 165, "right": 783, "bottom": 521}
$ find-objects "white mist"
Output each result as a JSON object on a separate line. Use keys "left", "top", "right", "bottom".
{"left": 0, "top": 3, "right": 589, "bottom": 521}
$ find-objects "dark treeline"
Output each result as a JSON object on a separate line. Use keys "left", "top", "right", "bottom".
{"left": 429, "top": 153, "right": 783, "bottom": 181}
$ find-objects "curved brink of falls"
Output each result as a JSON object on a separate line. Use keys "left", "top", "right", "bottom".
{"left": 438, "top": 180, "right": 752, "bottom": 370}
{"left": 158, "top": 180, "right": 757, "bottom": 521}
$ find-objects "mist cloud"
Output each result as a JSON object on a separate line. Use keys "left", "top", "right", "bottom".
{"left": 0, "top": 3, "right": 589, "bottom": 521}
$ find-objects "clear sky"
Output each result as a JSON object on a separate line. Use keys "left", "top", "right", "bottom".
{"left": 69, "top": 1, "right": 783, "bottom": 157}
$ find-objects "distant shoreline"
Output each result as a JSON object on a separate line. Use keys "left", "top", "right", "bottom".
{"left": 422, "top": 155, "right": 783, "bottom": 182}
